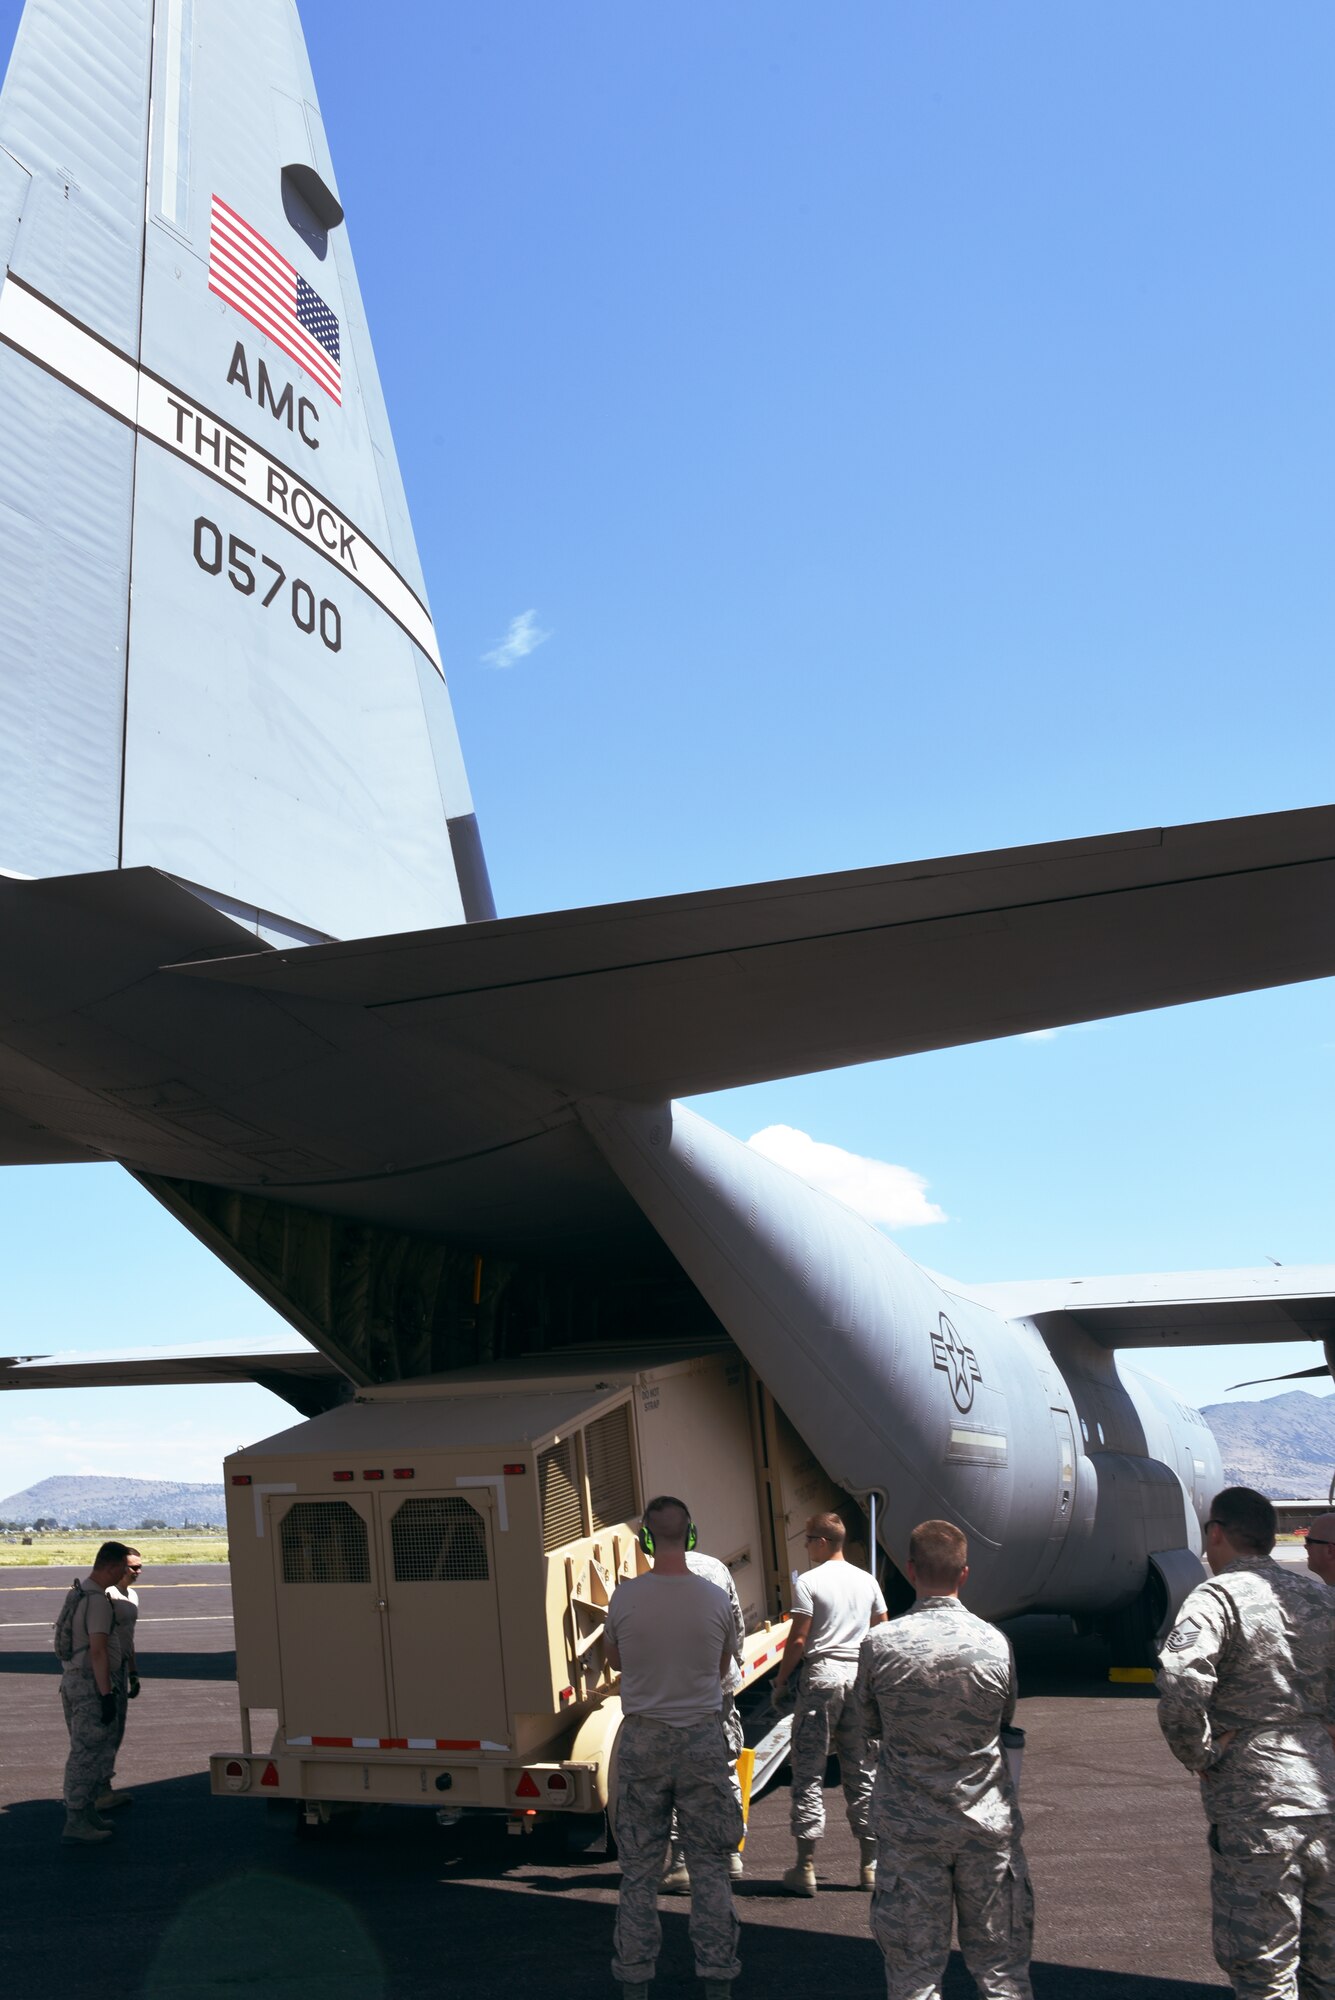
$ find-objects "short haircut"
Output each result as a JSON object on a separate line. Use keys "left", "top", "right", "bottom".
{"left": 643, "top": 1496, "right": 692, "bottom": 1546}
{"left": 909, "top": 1520, "right": 968, "bottom": 1586}
{"left": 93, "top": 1541, "right": 132, "bottom": 1569}
{"left": 1210, "top": 1487, "right": 1276, "bottom": 1555}
{"left": 808, "top": 1512, "right": 846, "bottom": 1550}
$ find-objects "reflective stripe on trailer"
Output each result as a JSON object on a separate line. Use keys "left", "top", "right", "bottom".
{"left": 285, "top": 1736, "right": 510, "bottom": 1751}
{"left": 737, "top": 1626, "right": 788, "bottom": 1686}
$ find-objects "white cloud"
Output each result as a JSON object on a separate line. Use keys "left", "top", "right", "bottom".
{"left": 746, "top": 1126, "right": 947, "bottom": 1229}
{"left": 481, "top": 608, "right": 551, "bottom": 669}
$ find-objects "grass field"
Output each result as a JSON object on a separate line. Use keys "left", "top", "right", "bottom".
{"left": 0, "top": 1536, "right": 229, "bottom": 1568}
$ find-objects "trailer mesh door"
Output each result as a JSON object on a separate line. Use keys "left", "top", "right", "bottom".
{"left": 381, "top": 1493, "right": 508, "bottom": 1741}
{"left": 392, "top": 1497, "right": 489, "bottom": 1581}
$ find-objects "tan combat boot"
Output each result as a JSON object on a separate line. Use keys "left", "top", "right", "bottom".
{"left": 95, "top": 1788, "right": 134, "bottom": 1810}
{"left": 702, "top": 1984, "right": 732, "bottom": 2000}
{"left": 62, "top": 1808, "right": 112, "bottom": 1843}
{"left": 781, "top": 1836, "right": 818, "bottom": 1896}
{"left": 859, "top": 1836, "right": 878, "bottom": 1890}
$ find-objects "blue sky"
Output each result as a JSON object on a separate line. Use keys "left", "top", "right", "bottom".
{"left": 1, "top": 1, "right": 1332, "bottom": 1495}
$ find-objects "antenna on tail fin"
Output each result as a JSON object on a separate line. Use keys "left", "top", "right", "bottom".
{"left": 0, "top": 0, "right": 493, "bottom": 942}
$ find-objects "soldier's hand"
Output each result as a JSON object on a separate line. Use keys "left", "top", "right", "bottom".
{"left": 127, "top": 1674, "right": 141, "bottom": 1700}
{"left": 99, "top": 1691, "right": 117, "bottom": 1726}
{"left": 1213, "top": 1729, "right": 1237, "bottom": 1758}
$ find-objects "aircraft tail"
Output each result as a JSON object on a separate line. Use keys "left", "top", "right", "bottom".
{"left": 0, "top": 0, "right": 492, "bottom": 944}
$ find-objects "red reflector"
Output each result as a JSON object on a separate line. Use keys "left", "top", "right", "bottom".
{"left": 546, "top": 1773, "right": 569, "bottom": 1792}
{"left": 503, "top": 1463, "right": 527, "bottom": 1475}
{"left": 515, "top": 1771, "right": 541, "bottom": 1798}
{"left": 259, "top": 1762, "right": 279, "bottom": 1787}
{"left": 230, "top": 1475, "right": 252, "bottom": 1486}
{"left": 224, "top": 1760, "right": 244, "bottom": 1778}
{"left": 363, "top": 1469, "right": 384, "bottom": 1481}
{"left": 393, "top": 1468, "right": 414, "bottom": 1479}
{"left": 333, "top": 1471, "right": 353, "bottom": 1482}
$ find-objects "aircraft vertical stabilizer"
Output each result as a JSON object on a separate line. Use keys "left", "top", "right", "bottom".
{"left": 0, "top": 0, "right": 492, "bottom": 942}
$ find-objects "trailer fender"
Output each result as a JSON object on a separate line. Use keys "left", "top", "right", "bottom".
{"left": 569, "top": 1696, "right": 624, "bottom": 1829}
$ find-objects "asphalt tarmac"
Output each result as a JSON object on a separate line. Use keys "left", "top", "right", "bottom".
{"left": 0, "top": 1565, "right": 1229, "bottom": 1999}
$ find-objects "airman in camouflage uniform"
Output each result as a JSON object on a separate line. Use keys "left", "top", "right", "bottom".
{"left": 662, "top": 1549, "right": 748, "bottom": 1893}
{"left": 1158, "top": 1485, "right": 1335, "bottom": 2000}
{"left": 854, "top": 1519, "right": 1033, "bottom": 2000}
{"left": 59, "top": 1542, "right": 132, "bottom": 1844}
{"left": 604, "top": 1497, "right": 744, "bottom": 2000}
{"left": 774, "top": 1511, "right": 888, "bottom": 1893}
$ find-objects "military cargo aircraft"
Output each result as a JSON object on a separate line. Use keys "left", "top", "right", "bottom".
{"left": 0, "top": 0, "right": 1333, "bottom": 1652}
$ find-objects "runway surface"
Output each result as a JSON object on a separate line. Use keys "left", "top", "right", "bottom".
{"left": 0, "top": 1564, "right": 1228, "bottom": 1998}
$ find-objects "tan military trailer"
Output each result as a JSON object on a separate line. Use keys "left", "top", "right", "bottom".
{"left": 209, "top": 1343, "right": 858, "bottom": 1837}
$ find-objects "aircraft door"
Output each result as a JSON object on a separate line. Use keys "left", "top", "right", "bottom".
{"left": 1051, "top": 1410, "right": 1076, "bottom": 1529}
{"left": 269, "top": 1495, "right": 391, "bottom": 1740}
{"left": 378, "top": 1493, "right": 509, "bottom": 1745}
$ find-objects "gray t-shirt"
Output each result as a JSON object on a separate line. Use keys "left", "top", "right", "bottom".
{"left": 687, "top": 1551, "right": 745, "bottom": 1694}
{"left": 606, "top": 1572, "right": 735, "bottom": 1726}
{"left": 106, "top": 1583, "right": 140, "bottom": 1663}
{"left": 66, "top": 1580, "right": 122, "bottom": 1675}
{"left": 790, "top": 1559, "right": 887, "bottom": 1663}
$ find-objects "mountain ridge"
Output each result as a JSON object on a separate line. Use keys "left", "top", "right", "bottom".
{"left": 0, "top": 1474, "right": 226, "bottom": 1528}
{"left": 1199, "top": 1388, "right": 1335, "bottom": 1499}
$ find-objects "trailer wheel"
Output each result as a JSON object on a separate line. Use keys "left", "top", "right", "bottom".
{"left": 557, "top": 1809, "right": 612, "bottom": 1860}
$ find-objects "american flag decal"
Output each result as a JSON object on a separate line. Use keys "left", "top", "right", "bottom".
{"left": 209, "top": 195, "right": 342, "bottom": 405}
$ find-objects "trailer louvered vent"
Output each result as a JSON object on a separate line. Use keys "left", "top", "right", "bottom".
{"left": 540, "top": 1436, "right": 583, "bottom": 1551}
{"left": 391, "top": 1497, "right": 489, "bottom": 1582}
{"left": 280, "top": 1501, "right": 370, "bottom": 1584}
{"left": 587, "top": 1403, "right": 636, "bottom": 1530}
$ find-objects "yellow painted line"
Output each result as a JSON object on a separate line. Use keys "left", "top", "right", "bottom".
{"left": 0, "top": 1581, "right": 225, "bottom": 1591}
{"left": 1108, "top": 1666, "right": 1156, "bottom": 1683}
{"left": 3, "top": 1615, "right": 234, "bottom": 1629}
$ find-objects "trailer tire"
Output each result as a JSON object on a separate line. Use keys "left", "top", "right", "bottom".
{"left": 559, "top": 1809, "right": 612, "bottom": 1860}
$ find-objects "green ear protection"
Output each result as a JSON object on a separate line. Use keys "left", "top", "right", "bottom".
{"left": 639, "top": 1515, "right": 698, "bottom": 1556}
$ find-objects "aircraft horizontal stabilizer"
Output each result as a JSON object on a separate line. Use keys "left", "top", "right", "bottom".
{"left": 175, "top": 802, "right": 1335, "bottom": 1101}
{"left": 0, "top": 804, "right": 1332, "bottom": 1251}
{"left": 965, "top": 1265, "right": 1335, "bottom": 1352}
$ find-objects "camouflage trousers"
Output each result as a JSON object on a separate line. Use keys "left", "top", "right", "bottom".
{"left": 110, "top": 1677, "right": 132, "bottom": 1782}
{"left": 613, "top": 1712, "right": 744, "bottom": 1982}
{"left": 670, "top": 1693, "right": 744, "bottom": 1848}
{"left": 790, "top": 1658, "right": 875, "bottom": 1840}
{"left": 1207, "top": 1816, "right": 1335, "bottom": 2000}
{"left": 61, "top": 1669, "right": 118, "bottom": 1811}
{"left": 870, "top": 1833, "right": 1035, "bottom": 2000}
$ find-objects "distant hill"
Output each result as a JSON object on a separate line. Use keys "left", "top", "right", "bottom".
{"left": 0, "top": 1475, "right": 226, "bottom": 1529}
{"left": 1200, "top": 1389, "right": 1335, "bottom": 1498}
